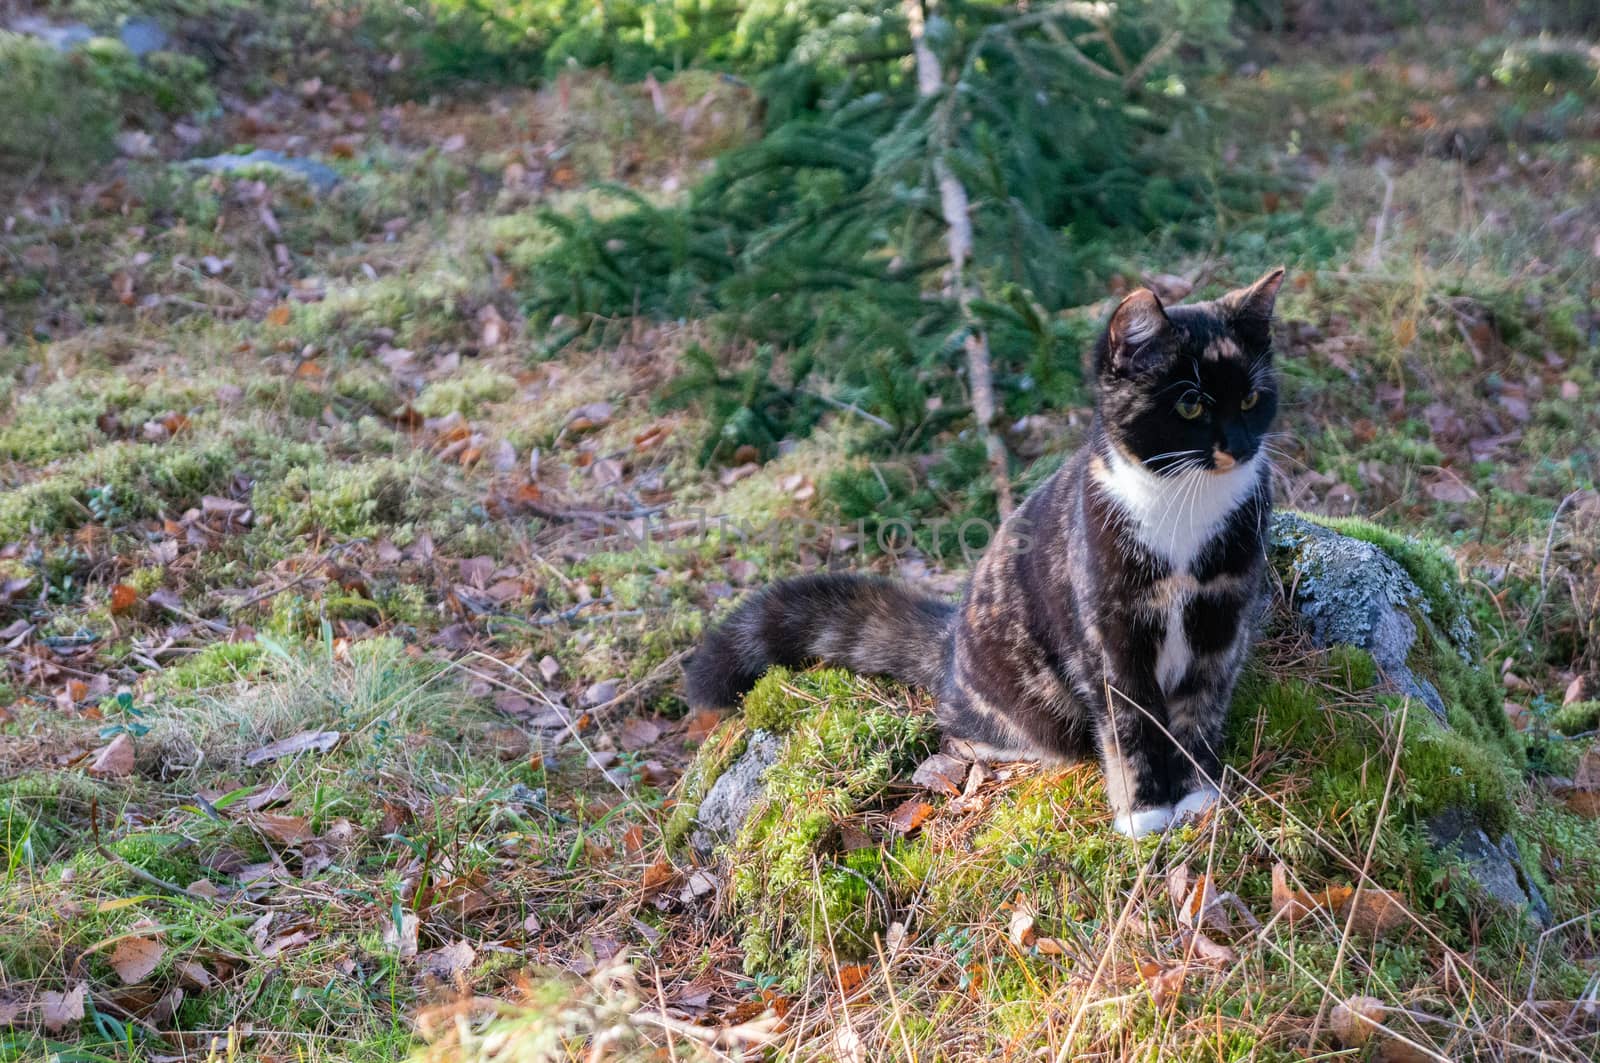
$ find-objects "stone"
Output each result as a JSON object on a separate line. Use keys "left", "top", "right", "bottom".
{"left": 690, "top": 730, "right": 781, "bottom": 853}
{"left": 8, "top": 16, "right": 94, "bottom": 51}
{"left": 1270, "top": 512, "right": 1460, "bottom": 722}
{"left": 186, "top": 150, "right": 342, "bottom": 193}
{"left": 1428, "top": 807, "right": 1551, "bottom": 927}
{"left": 9, "top": 15, "right": 169, "bottom": 56}
{"left": 118, "top": 18, "right": 169, "bottom": 57}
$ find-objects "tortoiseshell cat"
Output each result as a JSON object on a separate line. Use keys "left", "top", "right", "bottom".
{"left": 686, "top": 269, "right": 1285, "bottom": 836}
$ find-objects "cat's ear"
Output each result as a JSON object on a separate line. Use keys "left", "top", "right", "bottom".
{"left": 1217, "top": 267, "right": 1286, "bottom": 323}
{"left": 1104, "top": 289, "right": 1173, "bottom": 376}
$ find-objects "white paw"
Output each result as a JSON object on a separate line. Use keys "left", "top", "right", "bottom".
{"left": 1173, "top": 786, "right": 1221, "bottom": 822}
{"left": 1113, "top": 806, "right": 1175, "bottom": 838}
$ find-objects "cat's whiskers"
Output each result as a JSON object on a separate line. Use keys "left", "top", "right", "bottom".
{"left": 1143, "top": 448, "right": 1207, "bottom": 470}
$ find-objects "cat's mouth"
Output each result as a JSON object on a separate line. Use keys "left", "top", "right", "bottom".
{"left": 1212, "top": 450, "right": 1239, "bottom": 471}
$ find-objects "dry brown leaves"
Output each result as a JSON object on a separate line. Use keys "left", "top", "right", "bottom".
{"left": 87, "top": 733, "right": 135, "bottom": 778}
{"left": 1271, "top": 864, "right": 1411, "bottom": 936}
{"left": 1006, "top": 895, "right": 1070, "bottom": 956}
{"left": 108, "top": 934, "right": 166, "bottom": 985}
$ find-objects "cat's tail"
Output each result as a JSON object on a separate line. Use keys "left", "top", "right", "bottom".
{"left": 684, "top": 572, "right": 955, "bottom": 709}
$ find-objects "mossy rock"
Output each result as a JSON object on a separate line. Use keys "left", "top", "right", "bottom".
{"left": 671, "top": 668, "right": 936, "bottom": 981}
{"left": 1268, "top": 511, "right": 1514, "bottom": 760}
{"left": 677, "top": 517, "right": 1563, "bottom": 983}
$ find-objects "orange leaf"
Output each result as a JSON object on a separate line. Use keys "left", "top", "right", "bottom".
{"left": 110, "top": 584, "right": 140, "bottom": 615}
{"left": 837, "top": 964, "right": 869, "bottom": 994}
{"left": 266, "top": 304, "right": 292, "bottom": 327}
{"left": 887, "top": 797, "right": 933, "bottom": 835}
{"left": 1343, "top": 888, "right": 1410, "bottom": 937}
{"left": 641, "top": 858, "right": 676, "bottom": 894}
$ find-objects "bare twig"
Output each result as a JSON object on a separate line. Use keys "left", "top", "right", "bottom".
{"left": 906, "top": 0, "right": 1015, "bottom": 517}
{"left": 1366, "top": 163, "right": 1396, "bottom": 270}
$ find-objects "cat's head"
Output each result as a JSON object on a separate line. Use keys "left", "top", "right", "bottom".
{"left": 1092, "top": 268, "right": 1285, "bottom": 476}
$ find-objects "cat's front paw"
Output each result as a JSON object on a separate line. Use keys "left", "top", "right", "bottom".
{"left": 1113, "top": 806, "right": 1174, "bottom": 838}
{"left": 1173, "top": 786, "right": 1221, "bottom": 822}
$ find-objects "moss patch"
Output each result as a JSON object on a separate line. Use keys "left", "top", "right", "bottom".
{"left": 726, "top": 669, "right": 935, "bottom": 981}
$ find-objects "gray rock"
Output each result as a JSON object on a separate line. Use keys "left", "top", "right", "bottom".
{"left": 9, "top": 16, "right": 94, "bottom": 51}
{"left": 10, "top": 15, "right": 169, "bottom": 56}
{"left": 691, "top": 730, "right": 782, "bottom": 853}
{"left": 119, "top": 18, "right": 169, "bottom": 57}
{"left": 186, "top": 150, "right": 342, "bottom": 193}
{"left": 1429, "top": 807, "right": 1551, "bottom": 927}
{"left": 1270, "top": 512, "right": 1459, "bottom": 722}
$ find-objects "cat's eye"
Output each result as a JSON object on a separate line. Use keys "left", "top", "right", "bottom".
{"left": 1175, "top": 398, "right": 1205, "bottom": 420}
{"left": 1240, "top": 390, "right": 1261, "bottom": 411}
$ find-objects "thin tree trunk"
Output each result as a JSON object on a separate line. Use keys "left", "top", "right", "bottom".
{"left": 906, "top": 0, "right": 1015, "bottom": 518}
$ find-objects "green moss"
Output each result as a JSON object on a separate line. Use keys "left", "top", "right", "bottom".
{"left": 664, "top": 718, "right": 750, "bottom": 847}
{"left": 413, "top": 365, "right": 517, "bottom": 417}
{"left": 1326, "top": 644, "right": 1378, "bottom": 692}
{"left": 0, "top": 438, "right": 236, "bottom": 540}
{"left": 253, "top": 456, "right": 434, "bottom": 538}
{"left": 0, "top": 773, "right": 113, "bottom": 862}
{"left": 148, "top": 640, "right": 268, "bottom": 693}
{"left": 728, "top": 669, "right": 935, "bottom": 982}
{"left": 1549, "top": 699, "right": 1599, "bottom": 736}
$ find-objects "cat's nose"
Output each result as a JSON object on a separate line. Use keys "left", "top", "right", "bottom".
{"left": 1212, "top": 449, "right": 1237, "bottom": 470}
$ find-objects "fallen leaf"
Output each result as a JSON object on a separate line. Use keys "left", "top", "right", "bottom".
{"left": 243, "top": 730, "right": 340, "bottom": 766}
{"left": 266, "top": 304, "right": 292, "bottom": 327}
{"left": 40, "top": 984, "right": 86, "bottom": 1032}
{"left": 1575, "top": 745, "right": 1600, "bottom": 790}
{"left": 1184, "top": 930, "right": 1238, "bottom": 966}
{"left": 683, "top": 708, "right": 722, "bottom": 744}
{"left": 887, "top": 797, "right": 933, "bottom": 835}
{"left": 176, "top": 961, "right": 216, "bottom": 990}
{"left": 1424, "top": 477, "right": 1478, "bottom": 504}
{"left": 478, "top": 305, "right": 507, "bottom": 349}
{"left": 565, "top": 402, "right": 613, "bottom": 433}
{"left": 417, "top": 939, "right": 476, "bottom": 980}
{"left": 383, "top": 912, "right": 419, "bottom": 960}
{"left": 837, "top": 964, "right": 869, "bottom": 994}
{"left": 1331, "top": 995, "right": 1387, "bottom": 1046}
{"left": 251, "top": 813, "right": 316, "bottom": 846}
{"left": 109, "top": 936, "right": 165, "bottom": 985}
{"left": 1343, "top": 888, "right": 1411, "bottom": 936}
{"left": 261, "top": 929, "right": 313, "bottom": 957}
{"left": 641, "top": 858, "right": 677, "bottom": 894}
{"left": 109, "top": 584, "right": 140, "bottom": 615}
{"left": 88, "top": 733, "right": 136, "bottom": 777}
{"left": 1008, "top": 901, "right": 1037, "bottom": 948}
{"left": 1565, "top": 676, "right": 1588, "bottom": 705}
{"left": 538, "top": 656, "right": 560, "bottom": 683}
{"left": 1270, "top": 863, "right": 1346, "bottom": 926}
{"left": 911, "top": 752, "right": 968, "bottom": 796}
{"left": 1139, "top": 959, "right": 1186, "bottom": 1007}
{"left": 619, "top": 717, "right": 663, "bottom": 751}
{"left": 679, "top": 868, "right": 717, "bottom": 904}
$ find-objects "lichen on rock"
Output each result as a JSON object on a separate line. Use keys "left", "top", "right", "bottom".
{"left": 1270, "top": 511, "right": 1463, "bottom": 722}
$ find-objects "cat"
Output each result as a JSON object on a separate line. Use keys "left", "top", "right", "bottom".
{"left": 685, "top": 268, "right": 1285, "bottom": 836}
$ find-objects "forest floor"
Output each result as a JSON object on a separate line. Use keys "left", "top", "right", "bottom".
{"left": 2, "top": 7, "right": 1599, "bottom": 1062}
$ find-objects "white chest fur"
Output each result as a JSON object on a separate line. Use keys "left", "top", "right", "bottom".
{"left": 1094, "top": 446, "right": 1262, "bottom": 699}
{"left": 1094, "top": 446, "right": 1262, "bottom": 575}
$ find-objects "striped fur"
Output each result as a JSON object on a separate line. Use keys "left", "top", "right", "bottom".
{"left": 686, "top": 269, "right": 1286, "bottom": 837}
